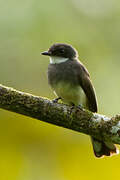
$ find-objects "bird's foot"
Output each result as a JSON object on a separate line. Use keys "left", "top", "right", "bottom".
{"left": 69, "top": 103, "right": 83, "bottom": 112}
{"left": 77, "top": 104, "right": 83, "bottom": 110}
{"left": 52, "top": 97, "right": 61, "bottom": 103}
{"left": 69, "top": 103, "right": 75, "bottom": 114}
{"left": 70, "top": 103, "right": 75, "bottom": 109}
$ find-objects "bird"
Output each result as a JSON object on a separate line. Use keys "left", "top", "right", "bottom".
{"left": 41, "top": 43, "right": 118, "bottom": 157}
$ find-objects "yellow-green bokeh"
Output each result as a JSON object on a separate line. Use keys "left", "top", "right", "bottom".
{"left": 0, "top": 0, "right": 120, "bottom": 179}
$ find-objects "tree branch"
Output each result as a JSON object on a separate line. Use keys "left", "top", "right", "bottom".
{"left": 0, "top": 84, "right": 120, "bottom": 144}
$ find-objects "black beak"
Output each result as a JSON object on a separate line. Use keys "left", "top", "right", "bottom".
{"left": 41, "top": 51, "right": 51, "bottom": 56}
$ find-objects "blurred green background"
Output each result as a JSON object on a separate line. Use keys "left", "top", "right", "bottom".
{"left": 0, "top": 0, "right": 120, "bottom": 179}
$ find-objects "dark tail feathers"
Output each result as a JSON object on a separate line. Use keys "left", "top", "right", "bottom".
{"left": 91, "top": 137, "right": 119, "bottom": 158}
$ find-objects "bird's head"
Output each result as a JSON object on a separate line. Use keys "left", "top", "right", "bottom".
{"left": 41, "top": 43, "right": 78, "bottom": 59}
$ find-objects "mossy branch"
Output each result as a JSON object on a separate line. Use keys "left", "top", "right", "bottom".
{"left": 0, "top": 84, "right": 120, "bottom": 144}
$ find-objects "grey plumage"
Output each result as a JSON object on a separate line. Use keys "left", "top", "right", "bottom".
{"left": 48, "top": 59, "right": 97, "bottom": 111}
{"left": 42, "top": 43, "right": 118, "bottom": 158}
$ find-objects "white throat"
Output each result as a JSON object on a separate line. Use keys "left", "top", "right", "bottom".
{"left": 50, "top": 56, "right": 69, "bottom": 64}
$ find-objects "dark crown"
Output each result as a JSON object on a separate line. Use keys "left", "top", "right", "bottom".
{"left": 48, "top": 43, "right": 78, "bottom": 59}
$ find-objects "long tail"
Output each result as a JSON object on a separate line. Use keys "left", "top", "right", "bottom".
{"left": 91, "top": 137, "right": 119, "bottom": 158}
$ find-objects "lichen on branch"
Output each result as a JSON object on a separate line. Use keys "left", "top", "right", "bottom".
{"left": 0, "top": 84, "right": 120, "bottom": 144}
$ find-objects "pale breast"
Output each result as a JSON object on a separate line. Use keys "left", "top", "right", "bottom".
{"left": 53, "top": 82, "right": 87, "bottom": 107}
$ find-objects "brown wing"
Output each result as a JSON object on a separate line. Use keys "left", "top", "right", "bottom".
{"left": 75, "top": 61, "right": 98, "bottom": 112}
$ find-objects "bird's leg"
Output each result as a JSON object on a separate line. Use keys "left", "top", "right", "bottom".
{"left": 52, "top": 97, "right": 61, "bottom": 103}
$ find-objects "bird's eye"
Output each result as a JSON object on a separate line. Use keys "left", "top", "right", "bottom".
{"left": 60, "top": 49, "right": 64, "bottom": 53}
